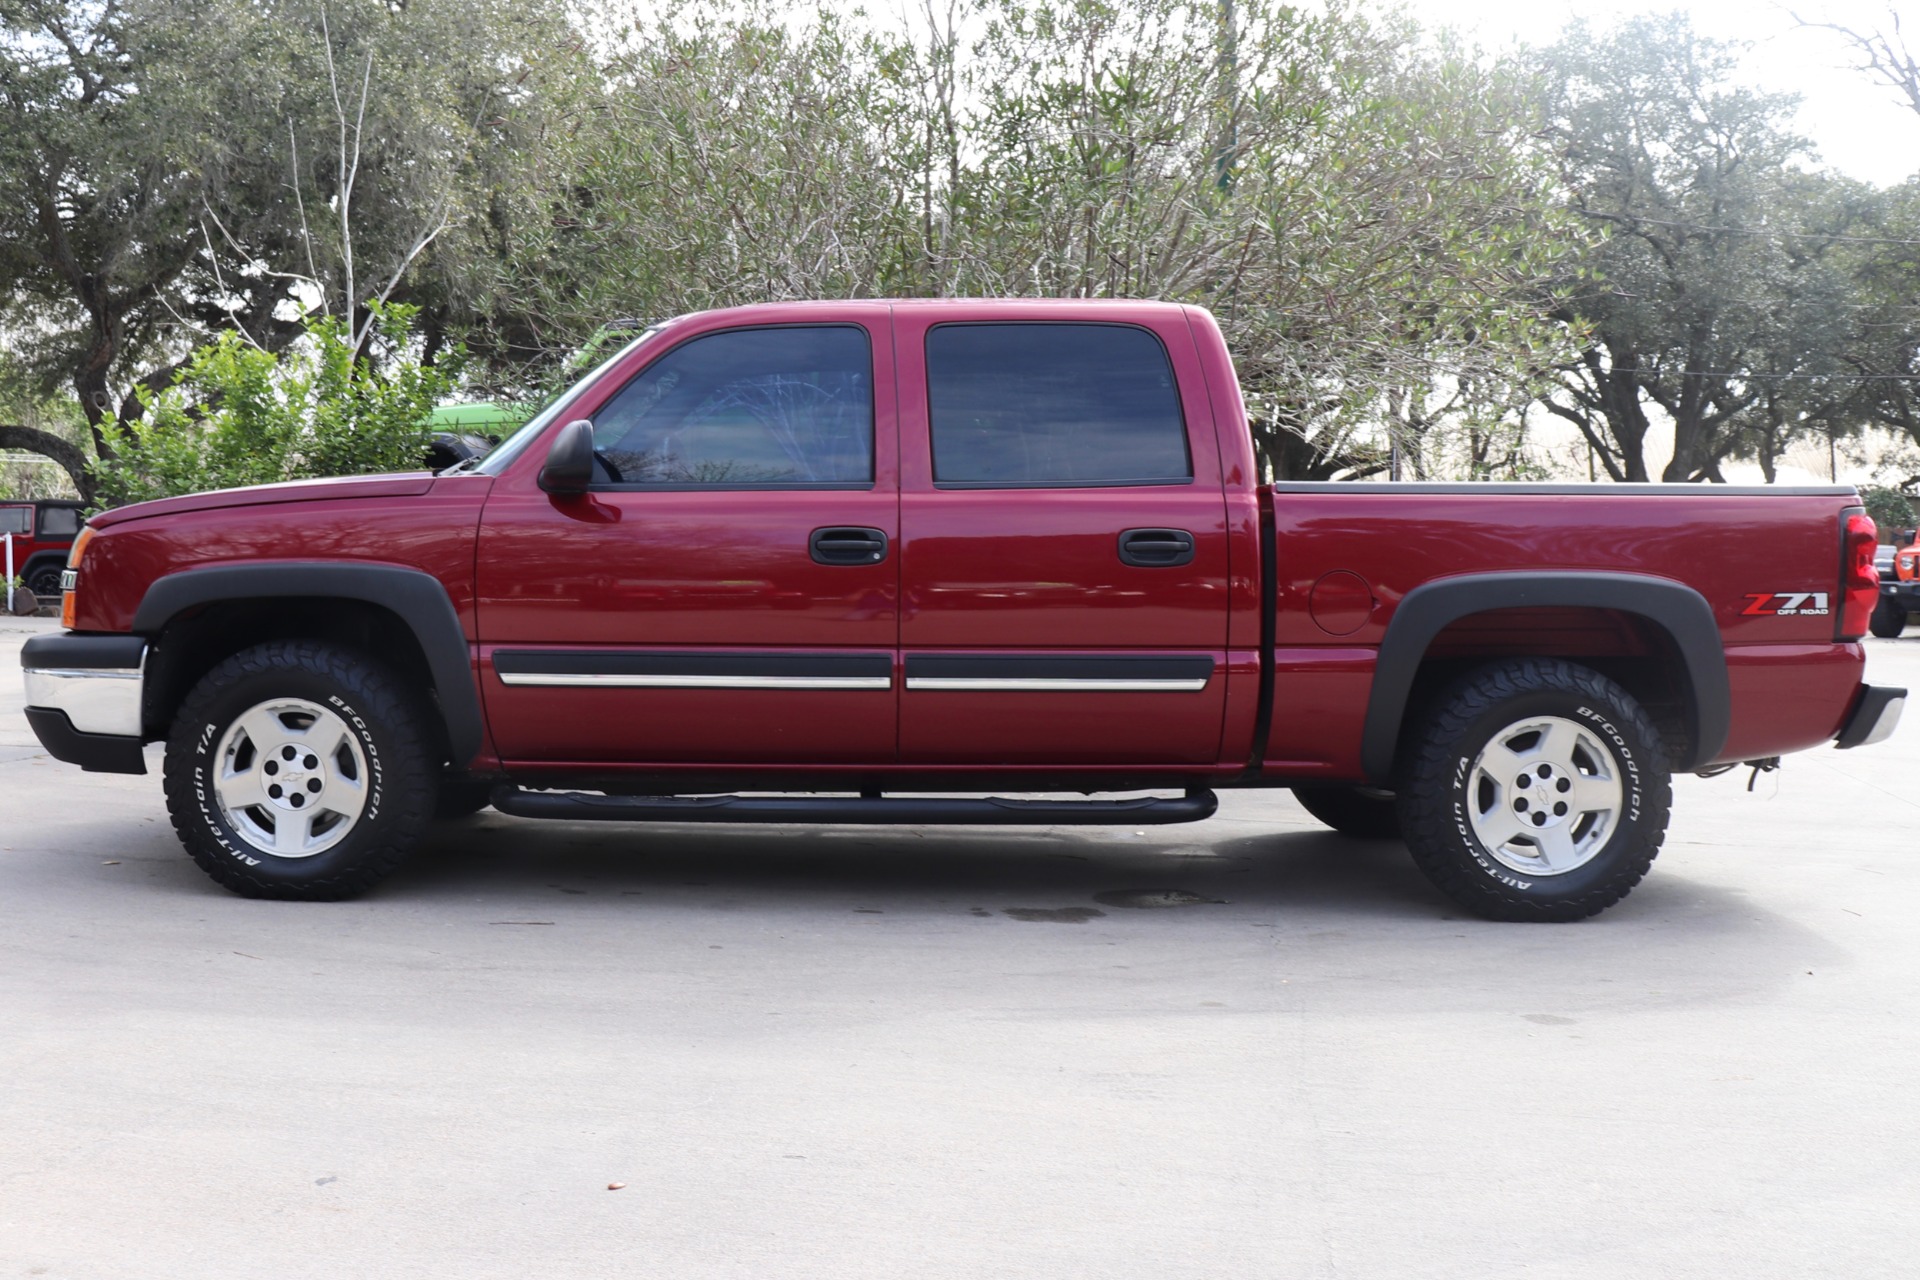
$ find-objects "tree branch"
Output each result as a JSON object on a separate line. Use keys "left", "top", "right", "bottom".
{"left": 0, "top": 424, "right": 94, "bottom": 502}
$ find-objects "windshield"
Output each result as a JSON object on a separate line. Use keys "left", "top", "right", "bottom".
{"left": 474, "top": 328, "right": 661, "bottom": 476}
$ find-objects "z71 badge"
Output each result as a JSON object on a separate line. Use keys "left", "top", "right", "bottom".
{"left": 1742, "top": 591, "right": 1830, "bottom": 617}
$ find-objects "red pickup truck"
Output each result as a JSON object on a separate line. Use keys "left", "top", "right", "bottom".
{"left": 18, "top": 300, "right": 1904, "bottom": 920}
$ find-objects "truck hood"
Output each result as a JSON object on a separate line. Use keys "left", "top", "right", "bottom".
{"left": 87, "top": 472, "right": 439, "bottom": 529}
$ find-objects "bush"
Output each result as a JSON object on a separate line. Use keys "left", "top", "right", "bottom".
{"left": 91, "top": 306, "right": 462, "bottom": 509}
{"left": 1860, "top": 485, "right": 1916, "bottom": 544}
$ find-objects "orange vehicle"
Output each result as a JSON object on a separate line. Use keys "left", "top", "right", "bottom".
{"left": 1875, "top": 532, "right": 1920, "bottom": 636}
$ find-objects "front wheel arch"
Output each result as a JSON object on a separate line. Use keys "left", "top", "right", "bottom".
{"left": 133, "top": 563, "right": 482, "bottom": 767}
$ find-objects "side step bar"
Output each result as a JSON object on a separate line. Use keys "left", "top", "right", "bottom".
{"left": 490, "top": 788, "right": 1218, "bottom": 826}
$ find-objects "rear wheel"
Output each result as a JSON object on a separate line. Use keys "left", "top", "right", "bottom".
{"left": 1870, "top": 596, "right": 1906, "bottom": 638}
{"left": 1395, "top": 658, "right": 1671, "bottom": 922}
{"left": 163, "top": 640, "right": 436, "bottom": 900}
{"left": 1291, "top": 785, "right": 1401, "bottom": 839}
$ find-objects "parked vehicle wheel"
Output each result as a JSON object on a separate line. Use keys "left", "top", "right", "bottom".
{"left": 1395, "top": 658, "right": 1671, "bottom": 922}
{"left": 1870, "top": 596, "right": 1907, "bottom": 638}
{"left": 434, "top": 777, "right": 494, "bottom": 821}
{"left": 25, "top": 562, "right": 63, "bottom": 599}
{"left": 163, "top": 641, "right": 436, "bottom": 900}
{"left": 1291, "top": 785, "right": 1401, "bottom": 839}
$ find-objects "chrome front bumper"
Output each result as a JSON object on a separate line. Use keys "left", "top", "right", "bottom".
{"left": 23, "top": 655, "right": 146, "bottom": 736}
{"left": 20, "top": 633, "right": 149, "bottom": 773}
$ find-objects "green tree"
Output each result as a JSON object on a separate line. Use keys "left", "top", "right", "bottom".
{"left": 1535, "top": 14, "right": 1870, "bottom": 482}
{"left": 511, "top": 0, "right": 1581, "bottom": 479}
{"left": 0, "top": 0, "right": 576, "bottom": 500}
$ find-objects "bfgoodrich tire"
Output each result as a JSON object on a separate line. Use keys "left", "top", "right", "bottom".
{"left": 1292, "top": 785, "right": 1402, "bottom": 839}
{"left": 163, "top": 641, "right": 437, "bottom": 900}
{"left": 1395, "top": 658, "right": 1672, "bottom": 922}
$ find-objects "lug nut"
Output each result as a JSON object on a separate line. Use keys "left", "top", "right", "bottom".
{"left": 289, "top": 794, "right": 304, "bottom": 808}
{"left": 1557, "top": 778, "right": 1571, "bottom": 793}
{"left": 268, "top": 784, "right": 282, "bottom": 799}
{"left": 1554, "top": 802, "right": 1568, "bottom": 816}
{"left": 304, "top": 755, "right": 318, "bottom": 770}
{"left": 1515, "top": 797, "right": 1529, "bottom": 811}
{"left": 1532, "top": 812, "right": 1547, "bottom": 826}
{"left": 307, "top": 778, "right": 322, "bottom": 793}
{"left": 264, "top": 760, "right": 278, "bottom": 776}
{"left": 282, "top": 746, "right": 297, "bottom": 761}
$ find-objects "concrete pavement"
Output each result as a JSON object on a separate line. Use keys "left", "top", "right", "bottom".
{"left": 2, "top": 613, "right": 1916, "bottom": 1278}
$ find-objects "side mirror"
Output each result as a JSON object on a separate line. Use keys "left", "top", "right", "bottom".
{"left": 538, "top": 419, "right": 596, "bottom": 497}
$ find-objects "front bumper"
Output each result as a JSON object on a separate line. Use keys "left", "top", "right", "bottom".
{"left": 20, "top": 633, "right": 148, "bottom": 774}
{"left": 1835, "top": 683, "right": 1906, "bottom": 750}
{"left": 1883, "top": 581, "right": 1920, "bottom": 611}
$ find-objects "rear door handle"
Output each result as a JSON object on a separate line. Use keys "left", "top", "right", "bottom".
{"left": 810, "top": 526, "right": 890, "bottom": 565}
{"left": 1118, "top": 528, "right": 1196, "bottom": 567}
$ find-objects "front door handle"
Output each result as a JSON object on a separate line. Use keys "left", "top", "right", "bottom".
{"left": 1118, "top": 528, "right": 1196, "bottom": 567}
{"left": 810, "top": 526, "right": 890, "bottom": 565}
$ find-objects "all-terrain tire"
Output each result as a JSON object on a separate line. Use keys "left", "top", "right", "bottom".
{"left": 1292, "top": 785, "right": 1402, "bottom": 839}
{"left": 1394, "top": 657, "right": 1672, "bottom": 922}
{"left": 163, "top": 640, "right": 437, "bottom": 900}
{"left": 1870, "top": 596, "right": 1906, "bottom": 638}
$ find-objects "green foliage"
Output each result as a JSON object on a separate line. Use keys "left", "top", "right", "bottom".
{"left": 1537, "top": 15, "right": 1889, "bottom": 483}
{"left": 510, "top": 0, "right": 1585, "bottom": 478}
{"left": 89, "top": 307, "right": 461, "bottom": 509}
{"left": 0, "top": 0, "right": 575, "bottom": 499}
{"left": 1861, "top": 486, "right": 1917, "bottom": 541}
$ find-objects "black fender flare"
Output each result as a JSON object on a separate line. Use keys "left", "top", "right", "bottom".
{"left": 132, "top": 562, "right": 482, "bottom": 766}
{"left": 1360, "top": 571, "right": 1730, "bottom": 779}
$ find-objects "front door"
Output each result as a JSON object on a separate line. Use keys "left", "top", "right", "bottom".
{"left": 894, "top": 307, "right": 1232, "bottom": 765}
{"left": 476, "top": 311, "right": 899, "bottom": 767}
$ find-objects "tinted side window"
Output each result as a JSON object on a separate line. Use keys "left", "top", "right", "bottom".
{"left": 37, "top": 506, "right": 80, "bottom": 538}
{"left": 926, "top": 324, "right": 1192, "bottom": 486}
{"left": 591, "top": 326, "right": 872, "bottom": 486}
{"left": 0, "top": 507, "right": 28, "bottom": 536}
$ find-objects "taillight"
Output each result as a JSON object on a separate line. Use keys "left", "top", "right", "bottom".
{"left": 60, "top": 524, "right": 93, "bottom": 630}
{"left": 1840, "top": 508, "right": 1878, "bottom": 641}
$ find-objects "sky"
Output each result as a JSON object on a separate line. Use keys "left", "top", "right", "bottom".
{"left": 1399, "top": 1, "right": 1920, "bottom": 188}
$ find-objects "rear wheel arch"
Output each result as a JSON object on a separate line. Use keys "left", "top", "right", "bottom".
{"left": 132, "top": 564, "right": 482, "bottom": 768}
{"left": 1359, "top": 572, "right": 1729, "bottom": 779}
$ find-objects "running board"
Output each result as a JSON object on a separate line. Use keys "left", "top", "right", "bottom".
{"left": 489, "top": 788, "right": 1218, "bottom": 826}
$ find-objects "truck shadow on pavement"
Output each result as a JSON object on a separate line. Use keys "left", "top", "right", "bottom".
{"left": 395, "top": 813, "right": 1438, "bottom": 917}
{"left": 37, "top": 807, "right": 1845, "bottom": 1012}
{"left": 374, "top": 810, "right": 1775, "bottom": 933}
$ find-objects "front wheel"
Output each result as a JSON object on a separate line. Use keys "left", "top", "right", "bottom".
{"left": 163, "top": 641, "right": 437, "bottom": 900}
{"left": 1870, "top": 596, "right": 1906, "bottom": 638}
{"left": 1395, "top": 658, "right": 1671, "bottom": 922}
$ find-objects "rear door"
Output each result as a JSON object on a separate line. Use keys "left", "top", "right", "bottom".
{"left": 475, "top": 310, "right": 900, "bottom": 767}
{"left": 894, "top": 308, "right": 1231, "bottom": 765}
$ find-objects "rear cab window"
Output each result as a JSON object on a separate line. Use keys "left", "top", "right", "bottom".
{"left": 925, "top": 323, "right": 1192, "bottom": 488}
